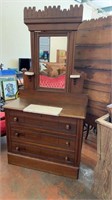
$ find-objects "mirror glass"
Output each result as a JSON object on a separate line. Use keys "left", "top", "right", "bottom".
{"left": 39, "top": 36, "right": 67, "bottom": 89}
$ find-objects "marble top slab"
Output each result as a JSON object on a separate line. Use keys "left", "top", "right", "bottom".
{"left": 23, "top": 104, "right": 63, "bottom": 116}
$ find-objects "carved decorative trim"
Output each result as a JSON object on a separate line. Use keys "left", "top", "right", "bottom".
{"left": 78, "top": 15, "right": 112, "bottom": 30}
{"left": 24, "top": 5, "right": 83, "bottom": 24}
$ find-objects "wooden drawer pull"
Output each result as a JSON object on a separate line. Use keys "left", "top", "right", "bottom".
{"left": 65, "top": 156, "right": 69, "bottom": 161}
{"left": 65, "top": 124, "right": 71, "bottom": 130}
{"left": 15, "top": 146, "right": 20, "bottom": 151}
{"left": 15, "top": 132, "right": 20, "bottom": 137}
{"left": 13, "top": 117, "right": 18, "bottom": 122}
{"left": 65, "top": 141, "right": 70, "bottom": 146}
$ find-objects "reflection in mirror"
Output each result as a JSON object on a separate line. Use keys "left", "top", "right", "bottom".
{"left": 39, "top": 36, "right": 67, "bottom": 89}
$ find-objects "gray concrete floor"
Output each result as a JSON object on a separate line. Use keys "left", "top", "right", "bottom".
{"left": 0, "top": 136, "right": 97, "bottom": 200}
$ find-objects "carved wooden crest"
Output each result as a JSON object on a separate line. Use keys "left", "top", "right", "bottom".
{"left": 24, "top": 5, "right": 83, "bottom": 24}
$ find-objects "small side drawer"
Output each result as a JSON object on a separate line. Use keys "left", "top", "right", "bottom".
{"left": 11, "top": 142, "right": 75, "bottom": 165}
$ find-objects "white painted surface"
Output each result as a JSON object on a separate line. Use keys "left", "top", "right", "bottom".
{"left": 23, "top": 104, "right": 63, "bottom": 116}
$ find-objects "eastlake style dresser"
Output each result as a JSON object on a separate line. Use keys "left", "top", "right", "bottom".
{"left": 4, "top": 5, "right": 88, "bottom": 179}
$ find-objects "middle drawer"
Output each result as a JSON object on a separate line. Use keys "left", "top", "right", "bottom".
{"left": 10, "top": 125, "right": 76, "bottom": 151}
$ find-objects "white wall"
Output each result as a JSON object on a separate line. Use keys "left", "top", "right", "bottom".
{"left": 50, "top": 37, "right": 67, "bottom": 62}
{"left": 82, "top": 3, "right": 94, "bottom": 20}
{"left": 0, "top": 0, "right": 101, "bottom": 69}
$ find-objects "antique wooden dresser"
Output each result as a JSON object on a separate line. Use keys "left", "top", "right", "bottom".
{"left": 4, "top": 5, "right": 88, "bottom": 179}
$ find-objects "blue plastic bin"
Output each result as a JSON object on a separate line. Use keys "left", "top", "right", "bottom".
{"left": 0, "top": 69, "right": 17, "bottom": 76}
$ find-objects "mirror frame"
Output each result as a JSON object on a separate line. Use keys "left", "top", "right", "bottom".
{"left": 24, "top": 5, "right": 83, "bottom": 93}
{"left": 36, "top": 32, "right": 68, "bottom": 92}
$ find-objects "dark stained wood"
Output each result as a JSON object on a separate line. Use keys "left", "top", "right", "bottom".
{"left": 84, "top": 81, "right": 111, "bottom": 93}
{"left": 75, "top": 59, "right": 111, "bottom": 70}
{"left": 75, "top": 16, "right": 112, "bottom": 126}
{"left": 4, "top": 5, "right": 88, "bottom": 179}
{"left": 5, "top": 101, "right": 86, "bottom": 178}
{"left": 24, "top": 5, "right": 83, "bottom": 31}
{"left": 8, "top": 153, "right": 78, "bottom": 179}
{"left": 77, "top": 16, "right": 112, "bottom": 30}
{"left": 75, "top": 69, "right": 111, "bottom": 84}
{"left": 84, "top": 89, "right": 110, "bottom": 104}
{"left": 23, "top": 5, "right": 85, "bottom": 94}
{"left": 23, "top": 73, "right": 34, "bottom": 89}
{"left": 27, "top": 24, "right": 81, "bottom": 31}
{"left": 4, "top": 96, "right": 88, "bottom": 119}
{"left": 10, "top": 127, "right": 76, "bottom": 151}
{"left": 76, "top": 28, "right": 112, "bottom": 45}
{"left": 75, "top": 46, "right": 112, "bottom": 60}
{"left": 66, "top": 31, "right": 76, "bottom": 92}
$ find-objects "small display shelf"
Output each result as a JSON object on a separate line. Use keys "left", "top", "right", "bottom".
{"left": 24, "top": 72, "right": 34, "bottom": 76}
{"left": 70, "top": 75, "right": 80, "bottom": 78}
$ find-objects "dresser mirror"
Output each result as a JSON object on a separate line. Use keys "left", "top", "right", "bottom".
{"left": 23, "top": 5, "right": 83, "bottom": 93}
{"left": 39, "top": 35, "right": 67, "bottom": 89}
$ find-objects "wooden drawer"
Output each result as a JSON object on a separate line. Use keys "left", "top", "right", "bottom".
{"left": 10, "top": 125, "right": 76, "bottom": 151}
{"left": 11, "top": 142, "right": 75, "bottom": 165}
{"left": 9, "top": 111, "right": 77, "bottom": 134}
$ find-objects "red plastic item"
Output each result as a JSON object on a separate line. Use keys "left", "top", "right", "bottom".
{"left": 0, "top": 112, "right": 6, "bottom": 136}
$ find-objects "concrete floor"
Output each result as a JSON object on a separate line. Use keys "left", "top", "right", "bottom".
{"left": 0, "top": 136, "right": 97, "bottom": 200}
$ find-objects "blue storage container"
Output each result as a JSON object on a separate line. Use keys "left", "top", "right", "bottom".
{"left": 0, "top": 69, "right": 17, "bottom": 76}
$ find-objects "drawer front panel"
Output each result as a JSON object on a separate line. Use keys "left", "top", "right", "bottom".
{"left": 11, "top": 142, "right": 75, "bottom": 165}
{"left": 9, "top": 111, "right": 77, "bottom": 134}
{"left": 10, "top": 126, "right": 76, "bottom": 151}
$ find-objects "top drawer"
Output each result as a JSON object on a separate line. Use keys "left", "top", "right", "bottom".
{"left": 8, "top": 110, "right": 77, "bottom": 134}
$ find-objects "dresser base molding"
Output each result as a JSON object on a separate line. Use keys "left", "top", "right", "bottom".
{"left": 8, "top": 153, "right": 79, "bottom": 179}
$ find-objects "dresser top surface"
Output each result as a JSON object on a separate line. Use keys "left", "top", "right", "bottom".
{"left": 4, "top": 96, "right": 87, "bottom": 119}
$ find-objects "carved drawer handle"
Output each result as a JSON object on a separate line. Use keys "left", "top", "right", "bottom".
{"left": 13, "top": 117, "right": 18, "bottom": 122}
{"left": 65, "top": 124, "right": 71, "bottom": 130}
{"left": 65, "top": 141, "right": 70, "bottom": 146}
{"left": 65, "top": 156, "right": 69, "bottom": 161}
{"left": 15, "top": 132, "right": 20, "bottom": 137}
{"left": 15, "top": 146, "right": 20, "bottom": 151}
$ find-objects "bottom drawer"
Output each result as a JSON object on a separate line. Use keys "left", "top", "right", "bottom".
{"left": 11, "top": 142, "right": 75, "bottom": 166}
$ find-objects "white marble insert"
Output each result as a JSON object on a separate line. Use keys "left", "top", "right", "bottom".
{"left": 23, "top": 104, "right": 63, "bottom": 116}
